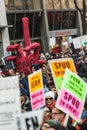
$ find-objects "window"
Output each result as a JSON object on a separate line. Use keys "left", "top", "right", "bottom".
{"left": 4, "top": 0, "right": 42, "bottom": 11}
{"left": 45, "top": 0, "right": 76, "bottom": 10}
{"left": 7, "top": 13, "right": 24, "bottom": 40}
{"left": 47, "top": 11, "right": 76, "bottom": 31}
{"left": 7, "top": 13, "right": 15, "bottom": 40}
{"left": 14, "top": 0, "right": 23, "bottom": 10}
{"left": 25, "top": 0, "right": 42, "bottom": 10}
{"left": 26, "top": 12, "right": 42, "bottom": 37}
{"left": 24, "top": 0, "right": 33, "bottom": 10}
{"left": 14, "top": 13, "right": 24, "bottom": 39}
{"left": 4, "top": 0, "right": 14, "bottom": 10}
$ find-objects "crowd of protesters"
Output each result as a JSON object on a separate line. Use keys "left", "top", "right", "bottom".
{"left": 0, "top": 43, "right": 87, "bottom": 130}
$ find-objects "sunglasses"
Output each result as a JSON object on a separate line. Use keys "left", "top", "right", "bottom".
{"left": 51, "top": 112, "right": 62, "bottom": 115}
{"left": 45, "top": 98, "right": 53, "bottom": 101}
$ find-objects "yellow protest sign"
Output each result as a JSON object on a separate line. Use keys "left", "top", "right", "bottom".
{"left": 49, "top": 58, "right": 76, "bottom": 78}
{"left": 28, "top": 70, "right": 42, "bottom": 93}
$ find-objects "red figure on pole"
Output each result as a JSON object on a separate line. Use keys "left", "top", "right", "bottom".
{"left": 6, "top": 17, "right": 41, "bottom": 75}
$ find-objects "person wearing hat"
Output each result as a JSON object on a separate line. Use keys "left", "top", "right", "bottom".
{"left": 31, "top": 64, "right": 40, "bottom": 73}
{"left": 45, "top": 91, "right": 56, "bottom": 111}
{"left": 40, "top": 119, "right": 68, "bottom": 130}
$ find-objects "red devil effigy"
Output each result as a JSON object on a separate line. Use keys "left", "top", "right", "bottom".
{"left": 6, "top": 17, "right": 42, "bottom": 75}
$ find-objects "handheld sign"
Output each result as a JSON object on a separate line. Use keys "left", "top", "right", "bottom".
{"left": 72, "top": 35, "right": 87, "bottom": 49}
{"left": 28, "top": 69, "right": 45, "bottom": 110}
{"left": 20, "top": 109, "right": 44, "bottom": 130}
{"left": 48, "top": 58, "right": 76, "bottom": 92}
{"left": 0, "top": 76, "right": 21, "bottom": 130}
{"left": 56, "top": 69, "right": 87, "bottom": 122}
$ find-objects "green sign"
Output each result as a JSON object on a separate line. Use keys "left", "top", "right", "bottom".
{"left": 84, "top": 42, "right": 87, "bottom": 45}
{"left": 63, "top": 69, "right": 87, "bottom": 101}
{"left": 55, "top": 77, "right": 63, "bottom": 92}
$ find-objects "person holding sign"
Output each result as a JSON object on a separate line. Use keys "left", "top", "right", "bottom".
{"left": 41, "top": 119, "right": 68, "bottom": 130}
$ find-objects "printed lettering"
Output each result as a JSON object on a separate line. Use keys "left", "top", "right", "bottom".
{"left": 25, "top": 117, "right": 39, "bottom": 130}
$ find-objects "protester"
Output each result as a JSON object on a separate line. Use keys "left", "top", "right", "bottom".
{"left": 45, "top": 91, "right": 56, "bottom": 111}
{"left": 49, "top": 84, "right": 58, "bottom": 100}
{"left": 77, "top": 55, "right": 87, "bottom": 78}
{"left": 31, "top": 64, "right": 40, "bottom": 73}
{"left": 20, "top": 88, "right": 31, "bottom": 112}
{"left": 40, "top": 119, "right": 68, "bottom": 130}
{"left": 51, "top": 107, "right": 65, "bottom": 125}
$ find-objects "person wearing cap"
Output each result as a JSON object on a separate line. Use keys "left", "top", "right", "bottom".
{"left": 40, "top": 119, "right": 68, "bottom": 130}
{"left": 45, "top": 91, "right": 56, "bottom": 111}
{"left": 20, "top": 88, "right": 31, "bottom": 112}
{"left": 31, "top": 64, "right": 40, "bottom": 73}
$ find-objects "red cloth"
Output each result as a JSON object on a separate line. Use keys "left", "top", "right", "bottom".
{"left": 22, "top": 17, "right": 31, "bottom": 47}
{"left": 6, "top": 17, "right": 41, "bottom": 75}
{"left": 52, "top": 47, "right": 61, "bottom": 54}
{"left": 6, "top": 43, "right": 41, "bottom": 75}
{"left": 46, "top": 101, "right": 56, "bottom": 110}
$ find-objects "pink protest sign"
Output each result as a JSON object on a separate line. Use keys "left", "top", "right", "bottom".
{"left": 28, "top": 69, "right": 45, "bottom": 110}
{"left": 31, "top": 89, "right": 45, "bottom": 110}
{"left": 56, "top": 88, "right": 83, "bottom": 121}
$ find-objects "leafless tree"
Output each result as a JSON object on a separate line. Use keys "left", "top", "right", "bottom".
{"left": 74, "top": 0, "right": 86, "bottom": 34}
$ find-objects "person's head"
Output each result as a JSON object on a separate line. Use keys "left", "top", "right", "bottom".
{"left": 84, "top": 55, "right": 87, "bottom": 64}
{"left": 15, "top": 71, "right": 21, "bottom": 78}
{"left": 8, "top": 68, "right": 15, "bottom": 76}
{"left": 49, "top": 84, "right": 58, "bottom": 99}
{"left": 42, "top": 66, "right": 47, "bottom": 75}
{"left": 45, "top": 91, "right": 55, "bottom": 105}
{"left": 41, "top": 119, "right": 67, "bottom": 130}
{"left": 31, "top": 64, "right": 39, "bottom": 73}
{"left": 20, "top": 88, "right": 27, "bottom": 104}
{"left": 43, "top": 107, "right": 51, "bottom": 122}
{"left": 51, "top": 107, "right": 65, "bottom": 123}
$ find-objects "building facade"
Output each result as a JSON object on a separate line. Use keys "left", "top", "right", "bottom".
{"left": 0, "top": 0, "right": 84, "bottom": 58}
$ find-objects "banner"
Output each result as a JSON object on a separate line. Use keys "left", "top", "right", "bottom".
{"left": 72, "top": 35, "right": 87, "bottom": 49}
{"left": 48, "top": 58, "right": 76, "bottom": 92}
{"left": 0, "top": 76, "right": 21, "bottom": 130}
{"left": 56, "top": 69, "right": 87, "bottom": 122}
{"left": 20, "top": 109, "right": 44, "bottom": 130}
{"left": 28, "top": 69, "right": 45, "bottom": 110}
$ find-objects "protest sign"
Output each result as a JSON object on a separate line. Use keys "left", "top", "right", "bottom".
{"left": 56, "top": 69, "right": 87, "bottom": 122}
{"left": 72, "top": 35, "right": 87, "bottom": 49}
{"left": 0, "top": 76, "right": 21, "bottom": 130}
{"left": 20, "top": 109, "right": 44, "bottom": 130}
{"left": 48, "top": 58, "right": 76, "bottom": 92}
{"left": 28, "top": 69, "right": 45, "bottom": 110}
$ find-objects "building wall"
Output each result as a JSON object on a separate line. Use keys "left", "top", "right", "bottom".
{"left": 0, "top": 0, "right": 10, "bottom": 58}
{"left": 0, "top": 0, "right": 83, "bottom": 58}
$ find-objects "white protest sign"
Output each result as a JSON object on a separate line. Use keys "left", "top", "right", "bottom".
{"left": 0, "top": 76, "right": 21, "bottom": 130}
{"left": 72, "top": 35, "right": 87, "bottom": 49}
{"left": 20, "top": 109, "right": 44, "bottom": 130}
{"left": 49, "top": 37, "right": 56, "bottom": 47}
